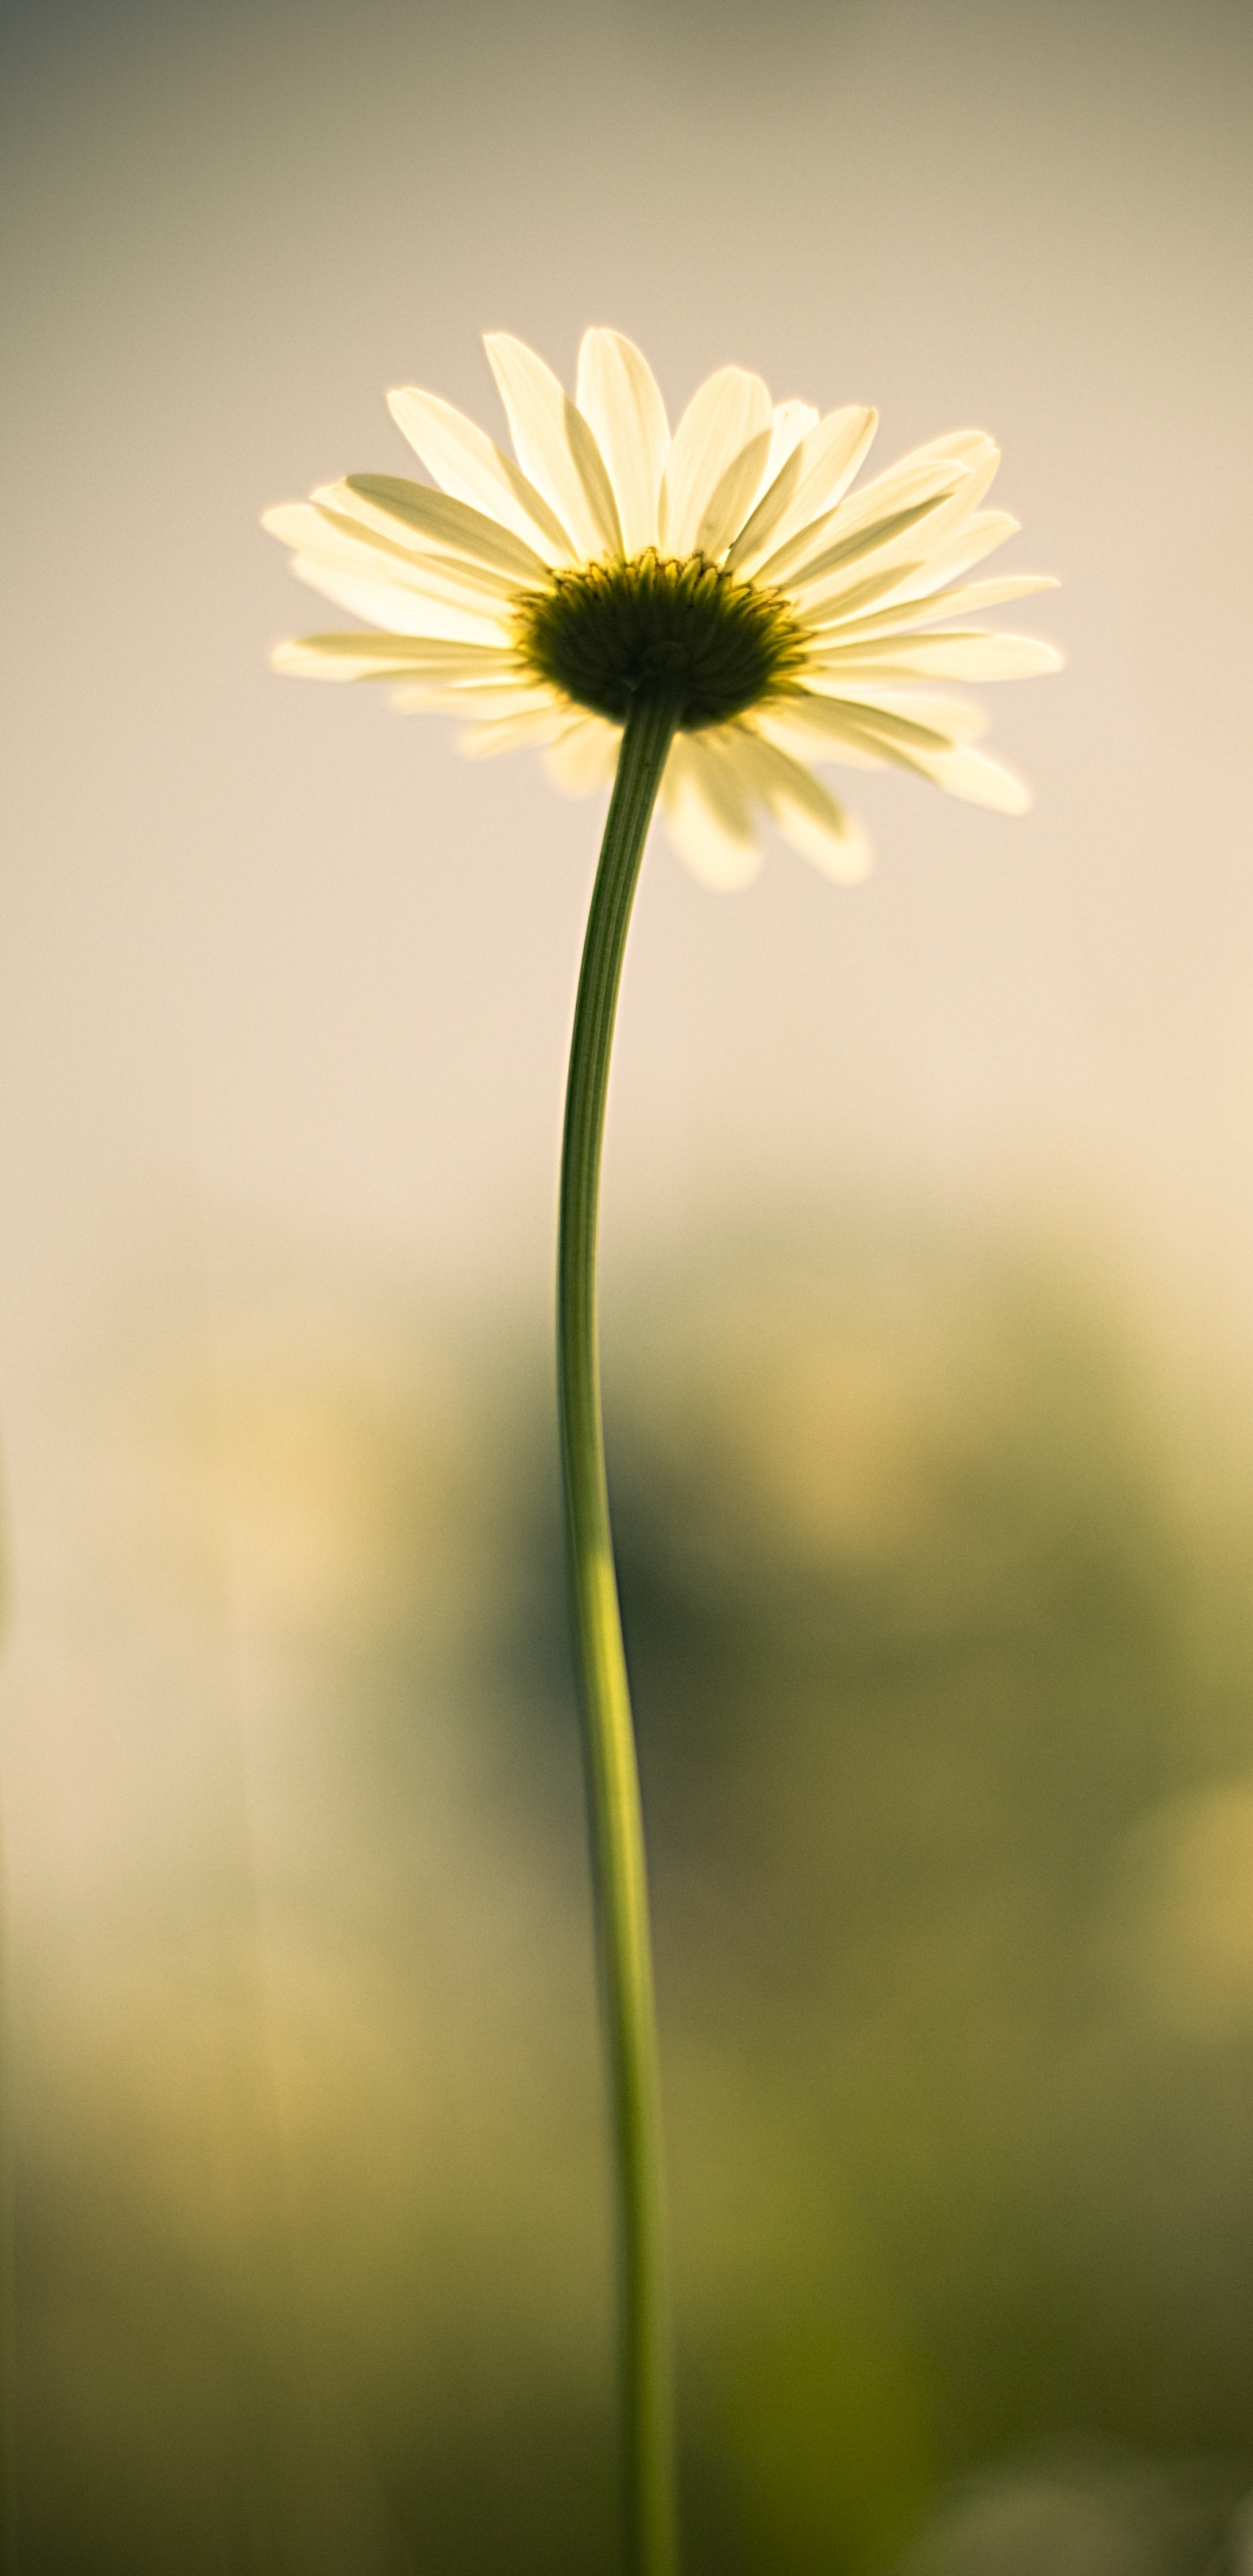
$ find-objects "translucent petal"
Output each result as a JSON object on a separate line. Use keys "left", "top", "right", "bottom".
{"left": 457, "top": 705, "right": 575, "bottom": 759}
{"left": 575, "top": 329, "right": 670, "bottom": 556}
{"left": 723, "top": 730, "right": 874, "bottom": 883}
{"left": 758, "top": 688, "right": 988, "bottom": 763}
{"left": 791, "top": 691, "right": 1030, "bottom": 808}
{"left": 810, "top": 572, "right": 1059, "bottom": 643}
{"left": 694, "top": 426, "right": 774, "bottom": 559}
{"left": 660, "top": 735, "right": 763, "bottom": 891}
{"left": 778, "top": 435, "right": 1005, "bottom": 589}
{"left": 885, "top": 511, "right": 1022, "bottom": 601}
{"left": 861, "top": 428, "right": 998, "bottom": 499}
{"left": 271, "top": 633, "right": 513, "bottom": 684}
{"left": 819, "top": 687, "right": 990, "bottom": 741}
{"left": 333, "top": 475, "right": 548, "bottom": 584}
{"left": 795, "top": 688, "right": 988, "bottom": 748}
{"left": 792, "top": 557, "right": 934, "bottom": 633}
{"left": 769, "top": 457, "right": 969, "bottom": 593}
{"left": 392, "top": 680, "right": 559, "bottom": 719}
{"left": 906, "top": 741, "right": 1032, "bottom": 812}
{"left": 779, "top": 487, "right": 971, "bottom": 622}
{"left": 265, "top": 500, "right": 521, "bottom": 605}
{"left": 485, "top": 333, "right": 622, "bottom": 558}
{"left": 870, "top": 446, "right": 1003, "bottom": 585}
{"left": 727, "top": 406, "right": 878, "bottom": 573}
{"left": 658, "top": 366, "right": 773, "bottom": 556}
{"left": 290, "top": 555, "right": 514, "bottom": 644}
{"left": 754, "top": 704, "right": 887, "bottom": 769}
{"left": 387, "top": 388, "right": 574, "bottom": 562}
{"left": 808, "top": 630, "right": 1064, "bottom": 683}
{"left": 545, "top": 716, "right": 621, "bottom": 795}
{"left": 915, "top": 453, "right": 1002, "bottom": 548}
{"left": 765, "top": 400, "right": 820, "bottom": 483}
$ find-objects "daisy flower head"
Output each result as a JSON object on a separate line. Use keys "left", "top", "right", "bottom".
{"left": 265, "top": 331, "right": 1061, "bottom": 891}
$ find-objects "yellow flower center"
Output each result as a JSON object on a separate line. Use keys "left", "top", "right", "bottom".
{"left": 514, "top": 548, "right": 805, "bottom": 732}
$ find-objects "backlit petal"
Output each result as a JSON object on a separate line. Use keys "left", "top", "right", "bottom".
{"left": 271, "top": 632, "right": 515, "bottom": 683}
{"left": 545, "top": 716, "right": 621, "bottom": 795}
{"left": 794, "top": 691, "right": 1031, "bottom": 808}
{"left": 265, "top": 500, "right": 521, "bottom": 606}
{"left": 724, "top": 730, "right": 874, "bottom": 882}
{"left": 809, "top": 630, "right": 1064, "bottom": 683}
{"left": 334, "top": 475, "right": 549, "bottom": 583}
{"left": 387, "top": 387, "right": 575, "bottom": 562}
{"left": 660, "top": 734, "right": 763, "bottom": 890}
{"left": 813, "top": 573, "right": 1059, "bottom": 643}
{"left": 727, "top": 406, "right": 878, "bottom": 573}
{"left": 694, "top": 426, "right": 775, "bottom": 559}
{"left": 659, "top": 367, "right": 773, "bottom": 555}
{"left": 290, "top": 555, "right": 513, "bottom": 644}
{"left": 575, "top": 329, "right": 670, "bottom": 555}
{"left": 770, "top": 458, "right": 970, "bottom": 593}
{"left": 485, "top": 333, "right": 622, "bottom": 557}
{"left": 458, "top": 705, "right": 576, "bottom": 758}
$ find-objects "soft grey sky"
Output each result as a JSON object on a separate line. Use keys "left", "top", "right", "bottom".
{"left": 1, "top": 0, "right": 1250, "bottom": 1379}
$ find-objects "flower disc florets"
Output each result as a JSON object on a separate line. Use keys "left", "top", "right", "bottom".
{"left": 514, "top": 548, "right": 806, "bottom": 732}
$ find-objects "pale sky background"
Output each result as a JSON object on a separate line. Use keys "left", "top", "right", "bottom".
{"left": 2, "top": 0, "right": 1250, "bottom": 1379}
{"left": 1, "top": 0, "right": 1251, "bottom": 1906}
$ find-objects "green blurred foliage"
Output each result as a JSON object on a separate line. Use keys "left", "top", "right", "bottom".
{"left": 8, "top": 1216, "right": 1253, "bottom": 2573}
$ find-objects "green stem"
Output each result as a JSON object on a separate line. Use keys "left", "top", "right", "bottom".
{"left": 558, "top": 695, "right": 680, "bottom": 2576}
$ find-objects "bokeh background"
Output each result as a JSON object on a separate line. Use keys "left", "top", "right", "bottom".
{"left": 3, "top": 0, "right": 1253, "bottom": 2568}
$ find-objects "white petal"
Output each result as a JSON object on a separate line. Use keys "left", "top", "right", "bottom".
{"left": 271, "top": 633, "right": 512, "bottom": 684}
{"left": 908, "top": 742, "right": 1032, "bottom": 812}
{"left": 660, "top": 735, "right": 763, "bottom": 891}
{"left": 793, "top": 690, "right": 1030, "bottom": 809}
{"left": 758, "top": 688, "right": 988, "bottom": 763}
{"left": 724, "top": 730, "right": 873, "bottom": 883}
{"left": 545, "top": 716, "right": 620, "bottom": 795}
{"left": 809, "top": 630, "right": 1064, "bottom": 683}
{"left": 333, "top": 475, "right": 549, "bottom": 584}
{"left": 887, "top": 511, "right": 1022, "bottom": 600}
{"left": 727, "top": 406, "right": 878, "bottom": 573}
{"left": 770, "top": 457, "right": 970, "bottom": 593}
{"left": 694, "top": 426, "right": 774, "bottom": 559}
{"left": 387, "top": 387, "right": 575, "bottom": 563}
{"left": 863, "top": 512, "right": 1022, "bottom": 614}
{"left": 290, "top": 555, "right": 514, "bottom": 644}
{"left": 787, "top": 535, "right": 970, "bottom": 632}
{"left": 658, "top": 366, "right": 773, "bottom": 556}
{"left": 754, "top": 703, "right": 887, "bottom": 769}
{"left": 791, "top": 557, "right": 934, "bottom": 632}
{"left": 863, "top": 428, "right": 999, "bottom": 499}
{"left": 575, "top": 330, "right": 670, "bottom": 556}
{"left": 392, "top": 679, "right": 559, "bottom": 719}
{"left": 781, "top": 492, "right": 971, "bottom": 627}
{"left": 915, "top": 572, "right": 1058, "bottom": 621}
{"left": 856, "top": 690, "right": 990, "bottom": 741}
{"left": 811, "top": 572, "right": 1059, "bottom": 643}
{"left": 265, "top": 500, "right": 521, "bottom": 607}
{"left": 485, "top": 333, "right": 622, "bottom": 558}
{"left": 796, "top": 688, "right": 987, "bottom": 748}
{"left": 457, "top": 705, "right": 575, "bottom": 758}
{"left": 875, "top": 440, "right": 1002, "bottom": 569}
{"left": 765, "top": 400, "right": 819, "bottom": 481}
{"left": 767, "top": 438, "right": 995, "bottom": 592}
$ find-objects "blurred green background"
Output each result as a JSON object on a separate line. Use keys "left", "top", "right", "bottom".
{"left": 3, "top": 0, "right": 1253, "bottom": 2566}
{"left": 10, "top": 1218, "right": 1253, "bottom": 2572}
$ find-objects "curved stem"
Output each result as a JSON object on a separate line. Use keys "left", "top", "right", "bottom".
{"left": 558, "top": 696, "right": 680, "bottom": 2576}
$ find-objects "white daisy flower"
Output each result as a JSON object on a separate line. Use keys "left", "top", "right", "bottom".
{"left": 265, "top": 329, "right": 1061, "bottom": 891}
